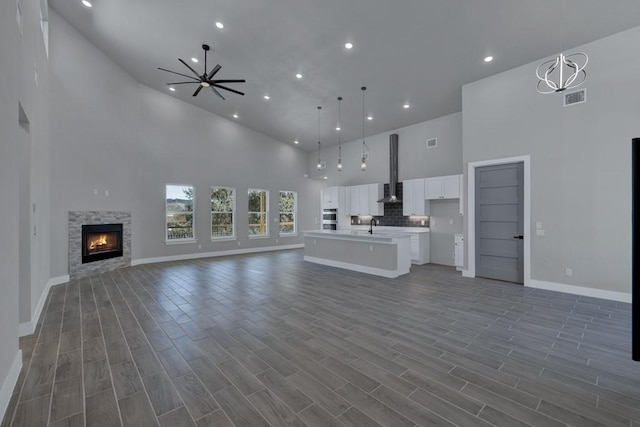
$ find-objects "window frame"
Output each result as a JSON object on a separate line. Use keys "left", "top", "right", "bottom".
{"left": 165, "top": 184, "right": 196, "bottom": 244}
{"left": 210, "top": 186, "right": 236, "bottom": 241}
{"left": 278, "top": 190, "right": 297, "bottom": 237}
{"left": 248, "top": 188, "right": 269, "bottom": 239}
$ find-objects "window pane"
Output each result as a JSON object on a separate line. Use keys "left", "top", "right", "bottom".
{"left": 279, "top": 213, "right": 294, "bottom": 233}
{"left": 211, "top": 187, "right": 235, "bottom": 238}
{"left": 212, "top": 213, "right": 233, "bottom": 237}
{"left": 167, "top": 185, "right": 194, "bottom": 240}
{"left": 248, "top": 189, "right": 268, "bottom": 236}
{"left": 279, "top": 191, "right": 296, "bottom": 234}
{"left": 248, "top": 213, "right": 267, "bottom": 236}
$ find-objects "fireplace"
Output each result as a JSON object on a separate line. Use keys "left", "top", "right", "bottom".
{"left": 82, "top": 223, "right": 123, "bottom": 264}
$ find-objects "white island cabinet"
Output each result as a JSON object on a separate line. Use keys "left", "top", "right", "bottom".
{"left": 303, "top": 230, "right": 411, "bottom": 278}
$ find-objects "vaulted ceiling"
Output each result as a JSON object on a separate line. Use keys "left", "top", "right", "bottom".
{"left": 51, "top": 0, "right": 640, "bottom": 150}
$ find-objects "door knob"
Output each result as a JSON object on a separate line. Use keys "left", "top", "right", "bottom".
{"left": 513, "top": 235, "right": 524, "bottom": 239}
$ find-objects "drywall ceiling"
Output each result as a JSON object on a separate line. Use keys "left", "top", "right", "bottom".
{"left": 50, "top": 0, "right": 640, "bottom": 150}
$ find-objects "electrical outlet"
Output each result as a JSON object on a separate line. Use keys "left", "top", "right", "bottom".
{"left": 449, "top": 218, "right": 453, "bottom": 225}
{"left": 275, "top": 239, "right": 279, "bottom": 243}
{"left": 198, "top": 244, "right": 202, "bottom": 249}
{"left": 432, "top": 219, "right": 436, "bottom": 226}
{"left": 105, "top": 190, "right": 109, "bottom": 196}
{"left": 369, "top": 245, "right": 373, "bottom": 252}
{"left": 565, "top": 268, "right": 573, "bottom": 277}
{"left": 237, "top": 241, "right": 241, "bottom": 246}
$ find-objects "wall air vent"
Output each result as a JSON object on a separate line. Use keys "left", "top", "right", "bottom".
{"left": 564, "top": 89, "right": 586, "bottom": 107}
{"left": 426, "top": 138, "right": 438, "bottom": 149}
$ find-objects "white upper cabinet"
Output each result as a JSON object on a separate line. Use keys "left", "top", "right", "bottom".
{"left": 348, "top": 184, "right": 383, "bottom": 216}
{"left": 321, "top": 186, "right": 340, "bottom": 209}
{"left": 425, "top": 174, "right": 461, "bottom": 200}
{"left": 402, "top": 178, "right": 428, "bottom": 216}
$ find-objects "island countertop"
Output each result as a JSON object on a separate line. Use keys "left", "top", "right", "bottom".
{"left": 303, "top": 229, "right": 412, "bottom": 243}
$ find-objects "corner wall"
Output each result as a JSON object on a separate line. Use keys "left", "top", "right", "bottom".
{"left": 462, "top": 26, "right": 640, "bottom": 295}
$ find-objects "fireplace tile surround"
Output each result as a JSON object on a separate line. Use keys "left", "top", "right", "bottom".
{"left": 69, "top": 211, "right": 131, "bottom": 279}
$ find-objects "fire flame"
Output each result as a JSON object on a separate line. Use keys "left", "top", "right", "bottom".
{"left": 89, "top": 234, "right": 109, "bottom": 250}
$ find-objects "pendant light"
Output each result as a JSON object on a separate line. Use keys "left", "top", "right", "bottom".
{"left": 337, "top": 97, "right": 343, "bottom": 171}
{"left": 360, "top": 86, "right": 368, "bottom": 171}
{"left": 535, "top": 1, "right": 588, "bottom": 94}
{"left": 316, "top": 106, "right": 322, "bottom": 170}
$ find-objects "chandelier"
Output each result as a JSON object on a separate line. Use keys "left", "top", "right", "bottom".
{"left": 536, "top": 52, "right": 588, "bottom": 94}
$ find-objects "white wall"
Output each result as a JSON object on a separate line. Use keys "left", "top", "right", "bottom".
{"left": 462, "top": 26, "right": 640, "bottom": 294}
{"left": 48, "top": 11, "right": 317, "bottom": 277}
{"left": 1, "top": 0, "right": 51, "bottom": 417}
{"left": 312, "top": 112, "right": 462, "bottom": 186}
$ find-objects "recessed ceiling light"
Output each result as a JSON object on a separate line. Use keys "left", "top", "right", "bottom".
{"left": 484, "top": 55, "right": 494, "bottom": 63}
{"left": 336, "top": 126, "right": 341, "bottom": 131}
{"left": 232, "top": 114, "right": 238, "bottom": 119}
{"left": 81, "top": 0, "right": 92, "bottom": 7}
{"left": 168, "top": 87, "right": 175, "bottom": 92}
{"left": 191, "top": 57, "right": 199, "bottom": 63}
{"left": 263, "top": 95, "right": 270, "bottom": 100}
{"left": 294, "top": 140, "right": 299, "bottom": 144}
{"left": 367, "top": 116, "right": 373, "bottom": 121}
{"left": 345, "top": 42, "right": 354, "bottom": 50}
{"left": 403, "top": 104, "right": 410, "bottom": 109}
{"left": 295, "top": 73, "right": 303, "bottom": 79}
{"left": 323, "top": 176, "right": 328, "bottom": 180}
{"left": 215, "top": 21, "right": 224, "bottom": 29}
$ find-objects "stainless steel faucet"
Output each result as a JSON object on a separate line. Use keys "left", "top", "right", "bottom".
{"left": 369, "top": 218, "right": 377, "bottom": 234}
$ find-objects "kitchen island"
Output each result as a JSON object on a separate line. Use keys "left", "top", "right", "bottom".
{"left": 303, "top": 230, "right": 411, "bottom": 278}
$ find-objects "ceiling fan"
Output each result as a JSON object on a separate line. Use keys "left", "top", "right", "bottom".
{"left": 158, "top": 44, "right": 246, "bottom": 99}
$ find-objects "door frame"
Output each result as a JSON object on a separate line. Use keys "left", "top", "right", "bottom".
{"left": 465, "top": 155, "right": 531, "bottom": 284}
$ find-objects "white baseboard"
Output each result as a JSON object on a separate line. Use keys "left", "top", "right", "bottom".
{"left": 19, "top": 275, "right": 69, "bottom": 337}
{"left": 131, "top": 244, "right": 304, "bottom": 267}
{"left": 462, "top": 269, "right": 474, "bottom": 278}
{"left": 303, "top": 255, "right": 407, "bottom": 279}
{"left": 0, "top": 350, "right": 22, "bottom": 423}
{"left": 526, "top": 279, "right": 631, "bottom": 303}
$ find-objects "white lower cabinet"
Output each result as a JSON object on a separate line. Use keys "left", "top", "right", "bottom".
{"left": 410, "top": 232, "right": 430, "bottom": 265}
{"left": 454, "top": 234, "right": 464, "bottom": 271}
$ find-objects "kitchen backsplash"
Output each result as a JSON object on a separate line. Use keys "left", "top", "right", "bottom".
{"left": 350, "top": 183, "right": 430, "bottom": 228}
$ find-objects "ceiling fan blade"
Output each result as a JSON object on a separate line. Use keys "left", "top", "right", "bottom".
{"left": 192, "top": 85, "right": 204, "bottom": 97}
{"left": 178, "top": 59, "right": 202, "bottom": 78}
{"left": 211, "top": 79, "right": 246, "bottom": 83}
{"left": 157, "top": 67, "right": 199, "bottom": 80}
{"left": 210, "top": 87, "right": 225, "bottom": 100}
{"left": 212, "top": 84, "right": 245, "bottom": 96}
{"left": 166, "top": 82, "right": 199, "bottom": 85}
{"left": 207, "top": 64, "right": 221, "bottom": 80}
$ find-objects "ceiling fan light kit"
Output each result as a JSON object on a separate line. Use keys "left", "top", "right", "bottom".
{"left": 158, "top": 44, "right": 246, "bottom": 99}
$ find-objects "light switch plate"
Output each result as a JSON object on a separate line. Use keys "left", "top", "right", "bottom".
{"left": 536, "top": 222, "right": 543, "bottom": 229}
{"left": 536, "top": 229, "right": 545, "bottom": 236}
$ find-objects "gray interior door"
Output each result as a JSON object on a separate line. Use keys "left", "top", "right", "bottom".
{"left": 475, "top": 162, "right": 524, "bottom": 283}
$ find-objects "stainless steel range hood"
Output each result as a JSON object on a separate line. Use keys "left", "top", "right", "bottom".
{"left": 377, "top": 133, "right": 402, "bottom": 203}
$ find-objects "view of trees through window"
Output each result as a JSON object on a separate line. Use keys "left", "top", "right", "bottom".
{"left": 248, "top": 189, "right": 268, "bottom": 236}
{"left": 166, "top": 185, "right": 194, "bottom": 240}
{"left": 211, "top": 187, "right": 234, "bottom": 238}
{"left": 279, "top": 191, "right": 296, "bottom": 234}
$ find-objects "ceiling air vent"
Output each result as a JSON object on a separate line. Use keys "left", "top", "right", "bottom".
{"left": 564, "top": 89, "right": 586, "bottom": 107}
{"left": 426, "top": 138, "right": 437, "bottom": 149}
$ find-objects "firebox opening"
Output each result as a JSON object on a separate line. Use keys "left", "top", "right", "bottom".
{"left": 82, "top": 223, "right": 123, "bottom": 264}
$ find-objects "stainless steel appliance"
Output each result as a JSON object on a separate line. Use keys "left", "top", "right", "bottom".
{"left": 322, "top": 208, "right": 338, "bottom": 230}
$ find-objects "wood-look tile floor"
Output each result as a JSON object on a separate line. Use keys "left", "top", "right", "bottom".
{"left": 3, "top": 249, "right": 639, "bottom": 426}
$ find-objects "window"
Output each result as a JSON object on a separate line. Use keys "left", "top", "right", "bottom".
{"left": 248, "top": 189, "right": 269, "bottom": 237}
{"left": 166, "top": 185, "right": 194, "bottom": 241}
{"left": 211, "top": 187, "right": 235, "bottom": 239}
{"left": 279, "top": 191, "right": 297, "bottom": 235}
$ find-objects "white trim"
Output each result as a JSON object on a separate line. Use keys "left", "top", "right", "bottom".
{"left": 0, "top": 350, "right": 22, "bottom": 422}
{"left": 527, "top": 279, "right": 631, "bottom": 303}
{"left": 19, "top": 275, "right": 69, "bottom": 337}
{"left": 131, "top": 244, "right": 303, "bottom": 266}
{"left": 467, "top": 155, "right": 531, "bottom": 284}
{"left": 303, "top": 256, "right": 405, "bottom": 279}
{"left": 165, "top": 239, "right": 197, "bottom": 245}
{"left": 248, "top": 235, "right": 270, "bottom": 240}
{"left": 210, "top": 236, "right": 237, "bottom": 242}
